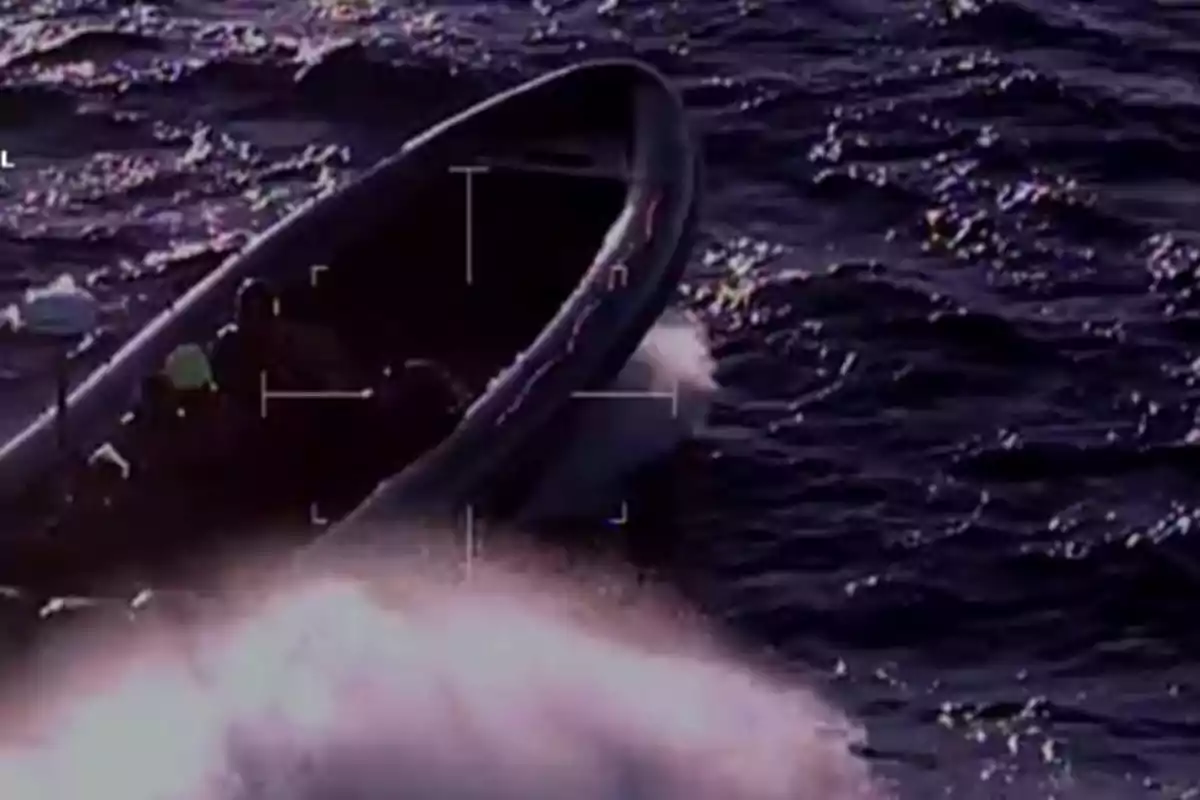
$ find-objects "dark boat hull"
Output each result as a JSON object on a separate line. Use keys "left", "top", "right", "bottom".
{"left": 328, "top": 62, "right": 701, "bottom": 533}
{"left": 0, "top": 59, "right": 700, "bottom": 580}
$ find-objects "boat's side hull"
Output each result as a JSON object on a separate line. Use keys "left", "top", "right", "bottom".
{"left": 310, "top": 60, "right": 700, "bottom": 552}
{"left": 0, "top": 60, "right": 699, "bottom": 562}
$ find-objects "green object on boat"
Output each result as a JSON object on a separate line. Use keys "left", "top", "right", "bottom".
{"left": 163, "top": 343, "right": 213, "bottom": 391}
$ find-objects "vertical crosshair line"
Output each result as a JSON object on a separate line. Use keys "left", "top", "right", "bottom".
{"left": 465, "top": 171, "right": 474, "bottom": 285}
{"left": 449, "top": 166, "right": 488, "bottom": 285}
{"left": 464, "top": 503, "right": 475, "bottom": 582}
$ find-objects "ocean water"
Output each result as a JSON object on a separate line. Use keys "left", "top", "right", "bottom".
{"left": 3, "top": 0, "right": 1200, "bottom": 797}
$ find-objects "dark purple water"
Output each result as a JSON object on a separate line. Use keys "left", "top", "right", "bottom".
{"left": 4, "top": 0, "right": 1200, "bottom": 796}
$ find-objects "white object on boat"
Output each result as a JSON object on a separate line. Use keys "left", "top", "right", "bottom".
{"left": 22, "top": 275, "right": 99, "bottom": 338}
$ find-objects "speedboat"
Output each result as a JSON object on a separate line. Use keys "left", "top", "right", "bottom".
{"left": 0, "top": 59, "right": 700, "bottom": 589}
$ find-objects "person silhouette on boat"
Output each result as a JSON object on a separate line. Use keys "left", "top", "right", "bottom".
{"left": 212, "top": 278, "right": 471, "bottom": 482}
{"left": 24, "top": 274, "right": 478, "bottom": 585}
{"left": 222, "top": 278, "right": 362, "bottom": 393}
{"left": 111, "top": 276, "right": 472, "bottom": 496}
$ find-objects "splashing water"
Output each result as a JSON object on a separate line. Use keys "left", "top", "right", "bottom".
{"left": 0, "top": 539, "right": 885, "bottom": 800}
{"left": 518, "top": 310, "right": 719, "bottom": 523}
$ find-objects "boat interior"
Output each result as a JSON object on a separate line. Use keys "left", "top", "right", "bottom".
{"left": 5, "top": 148, "right": 632, "bottom": 590}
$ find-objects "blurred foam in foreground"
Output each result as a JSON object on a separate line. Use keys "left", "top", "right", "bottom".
{"left": 0, "top": 535, "right": 886, "bottom": 800}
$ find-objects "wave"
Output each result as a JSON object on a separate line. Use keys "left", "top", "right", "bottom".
{"left": 0, "top": 538, "right": 884, "bottom": 799}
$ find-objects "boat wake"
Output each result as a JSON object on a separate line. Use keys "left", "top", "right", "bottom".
{"left": 517, "top": 308, "right": 719, "bottom": 523}
{"left": 0, "top": 538, "right": 884, "bottom": 800}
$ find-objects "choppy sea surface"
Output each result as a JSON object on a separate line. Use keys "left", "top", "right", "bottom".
{"left": 5, "top": 0, "right": 1200, "bottom": 797}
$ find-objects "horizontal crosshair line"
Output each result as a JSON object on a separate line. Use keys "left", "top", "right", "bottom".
{"left": 264, "top": 389, "right": 373, "bottom": 399}
{"left": 570, "top": 385, "right": 680, "bottom": 417}
{"left": 258, "top": 371, "right": 374, "bottom": 417}
{"left": 571, "top": 390, "right": 674, "bottom": 398}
